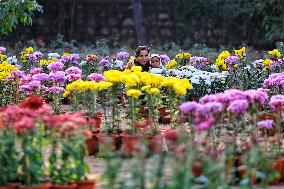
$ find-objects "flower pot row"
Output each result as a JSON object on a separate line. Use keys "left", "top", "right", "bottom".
{"left": 1, "top": 180, "right": 95, "bottom": 189}
{"left": 190, "top": 156, "right": 284, "bottom": 185}
{"left": 85, "top": 132, "right": 165, "bottom": 156}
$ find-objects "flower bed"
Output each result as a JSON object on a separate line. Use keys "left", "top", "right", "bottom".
{"left": 1, "top": 45, "right": 284, "bottom": 187}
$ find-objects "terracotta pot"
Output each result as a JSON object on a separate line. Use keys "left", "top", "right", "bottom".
{"left": 51, "top": 184, "right": 77, "bottom": 189}
{"left": 94, "top": 112, "right": 102, "bottom": 129}
{"left": 191, "top": 160, "right": 202, "bottom": 177}
{"left": 158, "top": 108, "right": 170, "bottom": 117}
{"left": 121, "top": 134, "right": 141, "bottom": 155}
{"left": 257, "top": 112, "right": 276, "bottom": 121}
{"left": 76, "top": 180, "right": 95, "bottom": 189}
{"left": 0, "top": 185, "right": 15, "bottom": 189}
{"left": 158, "top": 108, "right": 170, "bottom": 124}
{"left": 270, "top": 158, "right": 283, "bottom": 185}
{"left": 278, "top": 156, "right": 284, "bottom": 181}
{"left": 147, "top": 134, "right": 163, "bottom": 154}
{"left": 19, "top": 184, "right": 51, "bottom": 189}
{"left": 234, "top": 157, "right": 256, "bottom": 184}
{"left": 88, "top": 112, "right": 103, "bottom": 130}
{"left": 259, "top": 127, "right": 276, "bottom": 137}
{"left": 96, "top": 134, "right": 118, "bottom": 152}
{"left": 85, "top": 133, "right": 99, "bottom": 156}
{"left": 164, "top": 130, "right": 179, "bottom": 152}
{"left": 6, "top": 183, "right": 21, "bottom": 189}
{"left": 139, "top": 106, "right": 148, "bottom": 119}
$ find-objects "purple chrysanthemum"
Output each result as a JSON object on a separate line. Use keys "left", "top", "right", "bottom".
{"left": 9, "top": 70, "right": 25, "bottom": 79}
{"left": 269, "top": 95, "right": 284, "bottom": 112}
{"left": 32, "top": 73, "right": 49, "bottom": 82}
{"left": 47, "top": 60, "right": 64, "bottom": 71}
{"left": 227, "top": 99, "right": 249, "bottom": 116}
{"left": 0, "top": 47, "right": 6, "bottom": 53}
{"left": 48, "top": 86, "right": 66, "bottom": 95}
{"left": 99, "top": 57, "right": 111, "bottom": 70}
{"left": 30, "top": 67, "right": 43, "bottom": 75}
{"left": 27, "top": 51, "right": 44, "bottom": 60}
{"left": 257, "top": 119, "right": 274, "bottom": 129}
{"left": 116, "top": 51, "right": 130, "bottom": 61}
{"left": 62, "top": 54, "right": 80, "bottom": 65}
{"left": 65, "top": 66, "right": 82, "bottom": 75}
{"left": 66, "top": 73, "right": 82, "bottom": 81}
{"left": 49, "top": 71, "right": 66, "bottom": 84}
{"left": 87, "top": 73, "right": 105, "bottom": 82}
{"left": 160, "top": 54, "right": 170, "bottom": 65}
{"left": 179, "top": 101, "right": 201, "bottom": 115}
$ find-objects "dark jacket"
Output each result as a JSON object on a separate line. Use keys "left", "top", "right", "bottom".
{"left": 134, "top": 60, "right": 150, "bottom": 72}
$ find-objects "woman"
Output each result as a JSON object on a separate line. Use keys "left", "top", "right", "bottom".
{"left": 127, "top": 46, "right": 151, "bottom": 72}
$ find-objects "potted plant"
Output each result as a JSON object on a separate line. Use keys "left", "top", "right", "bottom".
{"left": 95, "top": 82, "right": 121, "bottom": 153}
{"left": 0, "top": 126, "right": 18, "bottom": 189}
{"left": 17, "top": 127, "right": 49, "bottom": 189}
{"left": 120, "top": 89, "right": 143, "bottom": 155}
{"left": 71, "top": 131, "right": 96, "bottom": 189}
{"left": 48, "top": 113, "right": 90, "bottom": 189}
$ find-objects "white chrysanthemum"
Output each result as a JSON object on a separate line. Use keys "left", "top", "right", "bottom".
{"left": 149, "top": 68, "right": 164, "bottom": 74}
{"left": 7, "top": 56, "right": 18, "bottom": 64}
{"left": 48, "top": 53, "right": 60, "bottom": 58}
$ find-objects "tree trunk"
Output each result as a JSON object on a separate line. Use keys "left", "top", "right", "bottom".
{"left": 56, "top": 0, "right": 66, "bottom": 36}
{"left": 69, "top": 0, "right": 77, "bottom": 40}
{"left": 282, "top": 0, "right": 284, "bottom": 37}
{"left": 132, "top": 0, "right": 147, "bottom": 45}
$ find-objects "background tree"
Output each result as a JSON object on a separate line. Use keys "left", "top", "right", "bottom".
{"left": 0, "top": 0, "right": 42, "bottom": 35}
{"left": 132, "top": 0, "right": 147, "bottom": 45}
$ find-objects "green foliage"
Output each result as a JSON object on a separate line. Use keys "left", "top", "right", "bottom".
{"left": 251, "top": 0, "right": 284, "bottom": 42}
{"left": 49, "top": 133, "right": 89, "bottom": 184}
{"left": 0, "top": 0, "right": 42, "bottom": 35}
{"left": 0, "top": 128, "right": 18, "bottom": 185}
{"left": 19, "top": 131, "right": 44, "bottom": 186}
{"left": 172, "top": 0, "right": 284, "bottom": 48}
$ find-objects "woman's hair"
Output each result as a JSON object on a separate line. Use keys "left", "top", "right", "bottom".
{"left": 135, "top": 45, "right": 150, "bottom": 57}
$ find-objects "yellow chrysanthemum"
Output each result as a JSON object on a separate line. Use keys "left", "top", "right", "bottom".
{"left": 121, "top": 73, "right": 140, "bottom": 87}
{"left": 0, "top": 61, "right": 18, "bottom": 80}
{"left": 39, "top": 59, "right": 48, "bottom": 66}
{"left": 126, "top": 89, "right": 142, "bottom": 99}
{"left": 148, "top": 88, "right": 160, "bottom": 95}
{"left": 234, "top": 47, "right": 246, "bottom": 58}
{"left": 180, "top": 78, "right": 193, "bottom": 90}
{"left": 215, "top": 58, "right": 227, "bottom": 71}
{"left": 140, "top": 72, "right": 164, "bottom": 88}
{"left": 97, "top": 81, "right": 113, "bottom": 91}
{"left": 161, "top": 77, "right": 192, "bottom": 96}
{"left": 141, "top": 85, "right": 151, "bottom": 92}
{"left": 218, "top": 51, "right": 230, "bottom": 60}
{"left": 20, "top": 47, "right": 34, "bottom": 63}
{"left": 175, "top": 52, "right": 191, "bottom": 59}
{"left": 104, "top": 70, "right": 124, "bottom": 83}
{"left": 63, "top": 91, "right": 71, "bottom": 98}
{"left": 25, "top": 47, "right": 34, "bottom": 54}
{"left": 165, "top": 59, "right": 178, "bottom": 70}
{"left": 63, "top": 53, "right": 71, "bottom": 56}
{"left": 0, "top": 54, "right": 7, "bottom": 61}
{"left": 0, "top": 71, "right": 10, "bottom": 80}
{"left": 128, "top": 56, "right": 136, "bottom": 63}
{"left": 263, "top": 59, "right": 272, "bottom": 69}
{"left": 268, "top": 49, "right": 281, "bottom": 58}
{"left": 131, "top": 65, "right": 142, "bottom": 72}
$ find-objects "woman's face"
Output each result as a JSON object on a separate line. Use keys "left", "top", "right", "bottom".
{"left": 136, "top": 50, "right": 150, "bottom": 65}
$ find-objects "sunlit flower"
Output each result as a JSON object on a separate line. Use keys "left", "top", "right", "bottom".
{"left": 126, "top": 89, "right": 142, "bottom": 99}
{"left": 268, "top": 49, "right": 281, "bottom": 58}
